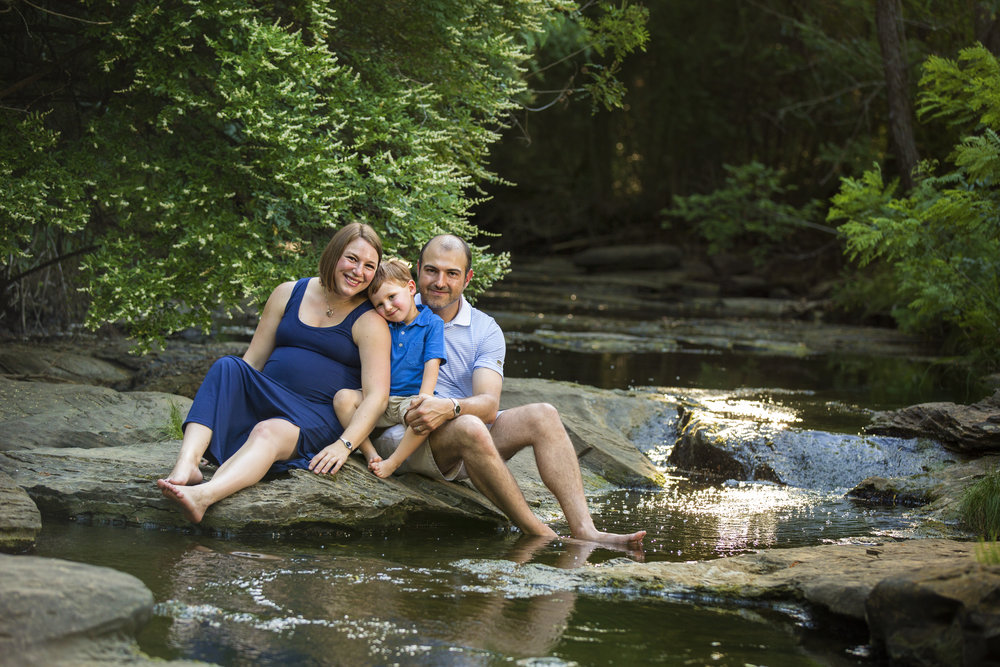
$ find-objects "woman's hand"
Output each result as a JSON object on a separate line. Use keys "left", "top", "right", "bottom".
{"left": 308, "top": 441, "right": 352, "bottom": 475}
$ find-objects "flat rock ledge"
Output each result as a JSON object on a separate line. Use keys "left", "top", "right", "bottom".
{"left": 0, "top": 376, "right": 666, "bottom": 536}
{"left": 466, "top": 538, "right": 997, "bottom": 666}
{"left": 865, "top": 390, "right": 1000, "bottom": 454}
{"left": 0, "top": 554, "right": 198, "bottom": 666}
{"left": 0, "top": 470, "right": 41, "bottom": 552}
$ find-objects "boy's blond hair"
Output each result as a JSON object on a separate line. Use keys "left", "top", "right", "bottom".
{"left": 369, "top": 258, "right": 413, "bottom": 295}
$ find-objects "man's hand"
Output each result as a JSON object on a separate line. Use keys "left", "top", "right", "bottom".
{"left": 404, "top": 394, "right": 454, "bottom": 435}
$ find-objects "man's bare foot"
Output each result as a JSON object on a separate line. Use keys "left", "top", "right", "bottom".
{"left": 157, "top": 478, "right": 208, "bottom": 523}
{"left": 571, "top": 528, "right": 646, "bottom": 546}
{"left": 371, "top": 458, "right": 399, "bottom": 479}
{"left": 164, "top": 462, "right": 203, "bottom": 486}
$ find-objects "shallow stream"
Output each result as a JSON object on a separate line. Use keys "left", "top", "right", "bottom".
{"left": 35, "top": 342, "right": 981, "bottom": 665}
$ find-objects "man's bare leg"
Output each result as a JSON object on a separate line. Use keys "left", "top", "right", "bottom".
{"left": 491, "top": 403, "right": 646, "bottom": 546}
{"left": 165, "top": 422, "right": 213, "bottom": 485}
{"left": 429, "top": 416, "right": 557, "bottom": 538}
{"left": 158, "top": 419, "right": 299, "bottom": 523}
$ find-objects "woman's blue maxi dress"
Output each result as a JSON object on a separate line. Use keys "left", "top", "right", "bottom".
{"left": 184, "top": 277, "right": 374, "bottom": 472}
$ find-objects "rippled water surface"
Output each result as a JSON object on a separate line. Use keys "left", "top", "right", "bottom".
{"left": 33, "top": 341, "right": 967, "bottom": 665}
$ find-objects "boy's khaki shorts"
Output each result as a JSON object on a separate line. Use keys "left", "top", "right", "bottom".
{"left": 371, "top": 422, "right": 468, "bottom": 481}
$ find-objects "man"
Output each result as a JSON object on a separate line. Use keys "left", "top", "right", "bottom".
{"left": 373, "top": 234, "right": 645, "bottom": 545}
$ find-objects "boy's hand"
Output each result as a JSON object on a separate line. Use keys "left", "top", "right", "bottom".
{"left": 404, "top": 395, "right": 452, "bottom": 435}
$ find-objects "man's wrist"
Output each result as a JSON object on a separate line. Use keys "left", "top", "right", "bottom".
{"left": 449, "top": 397, "right": 461, "bottom": 419}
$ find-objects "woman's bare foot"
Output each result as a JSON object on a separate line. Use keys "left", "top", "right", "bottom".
{"left": 157, "top": 479, "right": 208, "bottom": 523}
{"left": 164, "top": 462, "right": 203, "bottom": 486}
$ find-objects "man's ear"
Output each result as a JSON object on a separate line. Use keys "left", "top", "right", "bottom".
{"left": 465, "top": 269, "right": 474, "bottom": 287}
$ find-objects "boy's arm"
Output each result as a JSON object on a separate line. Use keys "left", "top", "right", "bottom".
{"left": 417, "top": 358, "right": 442, "bottom": 396}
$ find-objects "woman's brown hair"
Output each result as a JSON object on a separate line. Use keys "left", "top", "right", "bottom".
{"left": 318, "top": 222, "right": 383, "bottom": 291}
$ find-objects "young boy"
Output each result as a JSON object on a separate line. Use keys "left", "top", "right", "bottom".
{"left": 334, "top": 258, "right": 446, "bottom": 478}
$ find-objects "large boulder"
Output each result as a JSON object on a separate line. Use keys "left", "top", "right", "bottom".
{"left": 866, "top": 561, "right": 1000, "bottom": 666}
{"left": 0, "top": 341, "right": 135, "bottom": 386}
{"left": 1, "top": 441, "right": 505, "bottom": 534}
{"left": 0, "top": 470, "right": 41, "bottom": 552}
{"left": 0, "top": 554, "right": 181, "bottom": 665}
{"left": 865, "top": 390, "right": 1000, "bottom": 454}
{"left": 500, "top": 379, "right": 666, "bottom": 489}
{"left": 666, "top": 389, "right": 954, "bottom": 491}
{"left": 0, "top": 377, "right": 665, "bottom": 535}
{"left": 0, "top": 376, "right": 190, "bottom": 451}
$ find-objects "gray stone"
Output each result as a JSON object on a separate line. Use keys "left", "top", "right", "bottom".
{"left": 0, "top": 554, "right": 155, "bottom": 664}
{"left": 866, "top": 390, "right": 1000, "bottom": 454}
{"left": 0, "top": 470, "right": 41, "bottom": 553}
{"left": 867, "top": 561, "right": 1000, "bottom": 666}
{"left": 0, "top": 376, "right": 191, "bottom": 451}
{"left": 0, "top": 377, "right": 664, "bottom": 535}
{"left": 0, "top": 342, "right": 134, "bottom": 386}
{"left": 1, "top": 441, "right": 505, "bottom": 533}
{"left": 500, "top": 379, "right": 665, "bottom": 489}
{"left": 666, "top": 390, "right": 954, "bottom": 491}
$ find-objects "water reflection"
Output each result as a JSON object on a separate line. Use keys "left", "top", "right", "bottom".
{"left": 36, "top": 522, "right": 871, "bottom": 665}
{"left": 505, "top": 341, "right": 985, "bottom": 408}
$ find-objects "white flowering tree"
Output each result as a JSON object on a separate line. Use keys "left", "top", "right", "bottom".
{"left": 1, "top": 0, "right": 647, "bottom": 350}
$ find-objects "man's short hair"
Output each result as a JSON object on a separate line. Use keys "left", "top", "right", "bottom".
{"left": 369, "top": 258, "right": 413, "bottom": 295}
{"left": 419, "top": 235, "right": 472, "bottom": 274}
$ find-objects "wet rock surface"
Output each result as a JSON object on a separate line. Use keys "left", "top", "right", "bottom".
{"left": 866, "top": 390, "right": 1000, "bottom": 454}
{"left": 867, "top": 559, "right": 1000, "bottom": 666}
{"left": 0, "top": 341, "right": 665, "bottom": 536}
{"left": 0, "top": 554, "right": 197, "bottom": 665}
{"left": 0, "top": 470, "right": 41, "bottom": 552}
{"left": 3, "top": 251, "right": 999, "bottom": 665}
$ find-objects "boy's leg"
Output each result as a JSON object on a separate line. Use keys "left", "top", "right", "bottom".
{"left": 334, "top": 388, "right": 380, "bottom": 462}
{"left": 333, "top": 388, "right": 363, "bottom": 425}
{"left": 371, "top": 427, "right": 427, "bottom": 478}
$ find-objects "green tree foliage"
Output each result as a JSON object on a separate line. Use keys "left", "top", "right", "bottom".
{"left": 830, "top": 45, "right": 1000, "bottom": 361}
{"left": 662, "top": 162, "right": 832, "bottom": 266}
{"left": 0, "top": 0, "right": 645, "bottom": 350}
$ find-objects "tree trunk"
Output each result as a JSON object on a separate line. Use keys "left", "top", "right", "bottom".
{"left": 875, "top": 0, "right": 920, "bottom": 191}
{"left": 974, "top": 3, "right": 1000, "bottom": 57}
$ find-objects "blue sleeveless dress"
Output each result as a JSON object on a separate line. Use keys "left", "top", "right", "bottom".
{"left": 184, "top": 278, "right": 374, "bottom": 472}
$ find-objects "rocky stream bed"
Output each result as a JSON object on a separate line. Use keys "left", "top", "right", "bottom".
{"left": 3, "top": 249, "right": 1000, "bottom": 665}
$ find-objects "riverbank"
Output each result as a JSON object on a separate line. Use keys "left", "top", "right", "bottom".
{"left": 2, "top": 336, "right": 998, "bottom": 664}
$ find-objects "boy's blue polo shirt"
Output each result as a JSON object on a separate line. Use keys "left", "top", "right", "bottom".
{"left": 388, "top": 304, "right": 446, "bottom": 395}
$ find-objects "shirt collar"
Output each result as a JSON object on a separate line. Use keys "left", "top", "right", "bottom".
{"left": 415, "top": 294, "right": 472, "bottom": 326}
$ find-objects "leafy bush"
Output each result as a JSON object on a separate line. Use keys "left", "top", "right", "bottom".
{"left": 662, "top": 161, "right": 830, "bottom": 265}
{"left": 830, "top": 45, "right": 1000, "bottom": 364}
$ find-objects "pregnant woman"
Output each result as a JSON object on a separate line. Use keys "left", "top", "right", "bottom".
{"left": 157, "top": 222, "right": 390, "bottom": 523}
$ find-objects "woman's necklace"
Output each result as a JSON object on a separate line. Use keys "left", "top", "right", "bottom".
{"left": 326, "top": 302, "right": 335, "bottom": 318}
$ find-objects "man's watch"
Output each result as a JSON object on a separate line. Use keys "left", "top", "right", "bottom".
{"left": 450, "top": 398, "right": 462, "bottom": 418}
{"left": 340, "top": 438, "right": 354, "bottom": 452}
